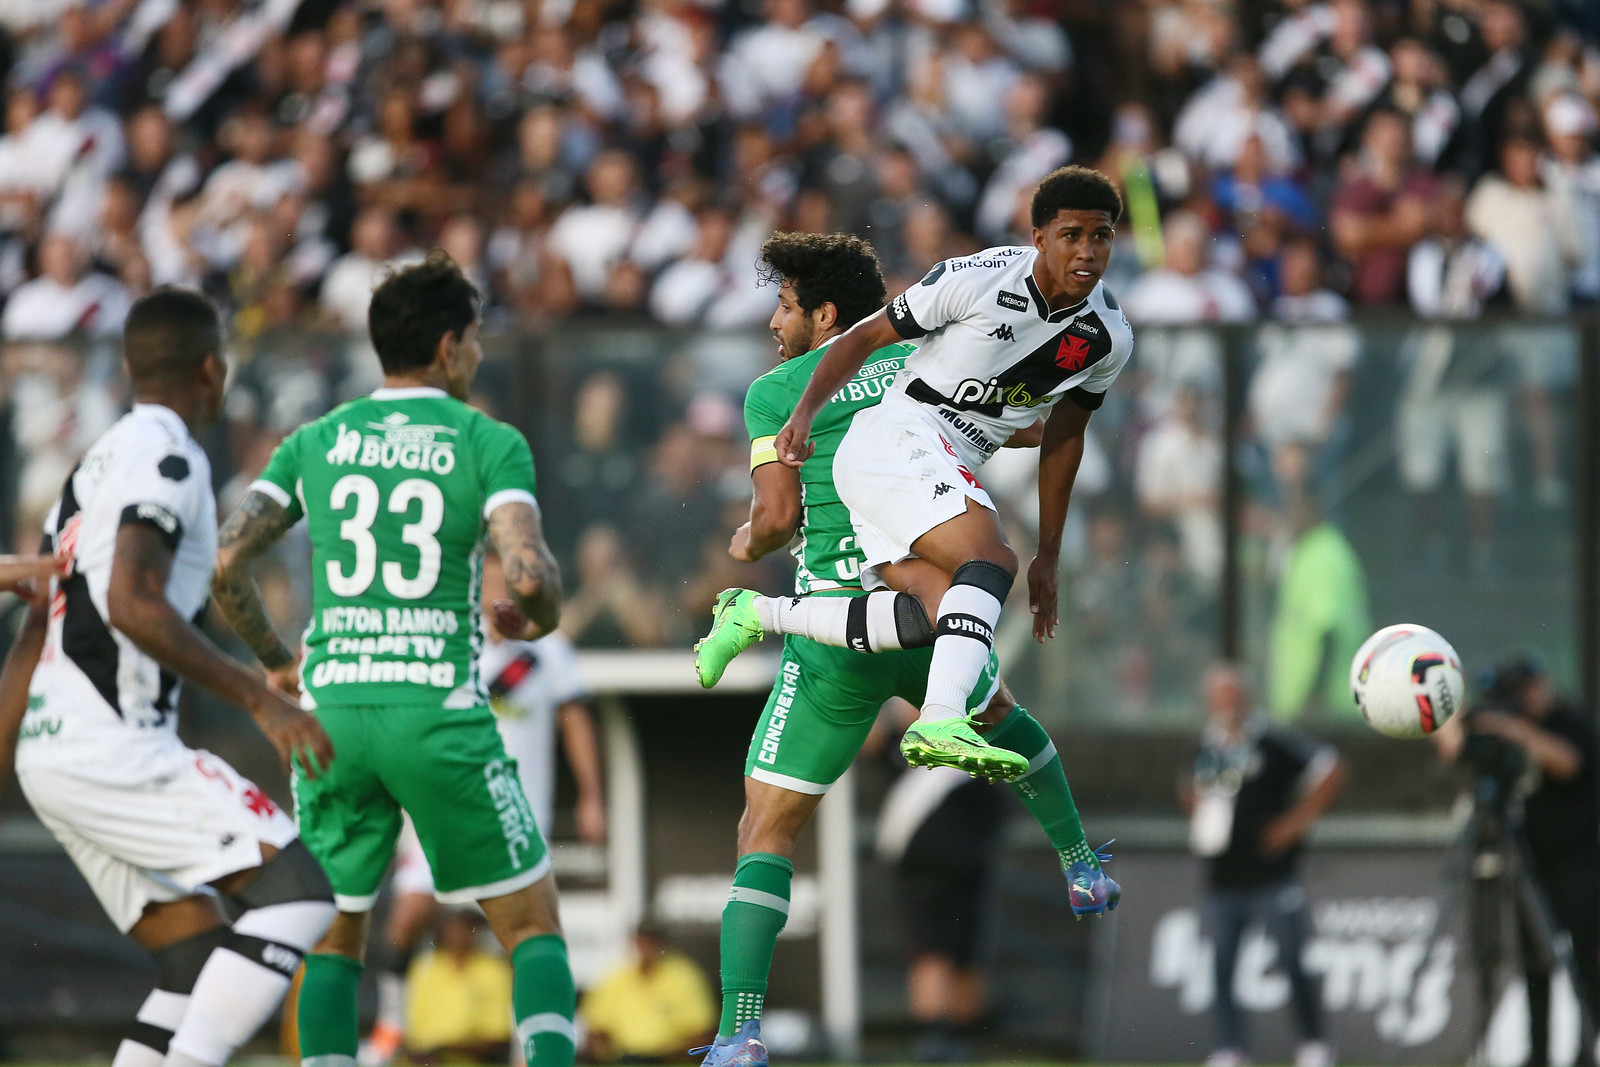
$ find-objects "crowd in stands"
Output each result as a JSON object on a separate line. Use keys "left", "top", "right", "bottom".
{"left": 0, "top": 0, "right": 1589, "bottom": 722}
{"left": 1, "top": 0, "right": 1597, "bottom": 338}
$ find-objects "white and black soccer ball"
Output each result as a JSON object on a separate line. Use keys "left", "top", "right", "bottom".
{"left": 1349, "top": 624, "right": 1465, "bottom": 738}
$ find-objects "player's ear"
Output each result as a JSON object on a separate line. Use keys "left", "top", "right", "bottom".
{"left": 434, "top": 328, "right": 457, "bottom": 369}
{"left": 814, "top": 300, "right": 838, "bottom": 333}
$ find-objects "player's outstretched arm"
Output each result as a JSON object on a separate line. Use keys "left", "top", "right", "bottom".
{"left": 487, "top": 499, "right": 562, "bottom": 639}
{"left": 110, "top": 523, "right": 334, "bottom": 776}
{"left": 0, "top": 598, "right": 47, "bottom": 800}
{"left": 774, "top": 308, "right": 902, "bottom": 467}
{"left": 214, "top": 489, "right": 301, "bottom": 693}
{"left": 1030, "top": 399, "right": 1094, "bottom": 643}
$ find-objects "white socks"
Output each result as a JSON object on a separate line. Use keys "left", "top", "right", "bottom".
{"left": 163, "top": 900, "right": 336, "bottom": 1067}
{"left": 113, "top": 989, "right": 190, "bottom": 1067}
{"left": 921, "top": 562, "right": 1012, "bottom": 721}
{"left": 755, "top": 591, "right": 934, "bottom": 651}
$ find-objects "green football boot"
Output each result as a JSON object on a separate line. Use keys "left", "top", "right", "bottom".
{"left": 900, "top": 716, "right": 1030, "bottom": 781}
{"left": 694, "top": 588, "right": 765, "bottom": 688}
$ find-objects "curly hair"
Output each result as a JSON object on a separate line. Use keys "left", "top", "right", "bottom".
{"left": 758, "top": 232, "right": 886, "bottom": 331}
{"left": 368, "top": 249, "right": 482, "bottom": 374}
{"left": 1031, "top": 166, "right": 1124, "bottom": 228}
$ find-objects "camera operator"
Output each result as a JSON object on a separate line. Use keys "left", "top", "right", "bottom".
{"left": 1436, "top": 658, "right": 1600, "bottom": 1067}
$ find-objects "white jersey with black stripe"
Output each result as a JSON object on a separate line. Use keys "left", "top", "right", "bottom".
{"left": 18, "top": 403, "right": 216, "bottom": 773}
{"left": 884, "top": 246, "right": 1134, "bottom": 464}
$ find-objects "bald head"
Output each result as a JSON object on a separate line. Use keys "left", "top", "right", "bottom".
{"left": 123, "top": 287, "right": 223, "bottom": 388}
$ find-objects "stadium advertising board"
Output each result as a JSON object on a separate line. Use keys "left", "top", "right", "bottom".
{"left": 1089, "top": 849, "right": 1471, "bottom": 1063}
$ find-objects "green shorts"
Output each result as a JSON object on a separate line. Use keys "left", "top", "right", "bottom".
{"left": 744, "top": 635, "right": 1001, "bottom": 795}
{"left": 292, "top": 703, "right": 549, "bottom": 911}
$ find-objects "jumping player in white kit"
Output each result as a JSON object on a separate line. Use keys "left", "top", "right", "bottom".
{"left": 769, "top": 166, "right": 1134, "bottom": 776}
{"left": 0, "top": 288, "right": 337, "bottom": 1067}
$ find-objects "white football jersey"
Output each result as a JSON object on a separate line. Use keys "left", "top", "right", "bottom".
{"left": 481, "top": 630, "right": 589, "bottom": 835}
{"left": 19, "top": 404, "right": 217, "bottom": 773}
{"left": 884, "top": 246, "right": 1134, "bottom": 465}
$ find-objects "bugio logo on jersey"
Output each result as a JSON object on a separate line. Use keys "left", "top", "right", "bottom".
{"left": 325, "top": 412, "right": 459, "bottom": 474}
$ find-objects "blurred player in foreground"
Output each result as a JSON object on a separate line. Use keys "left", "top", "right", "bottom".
{"left": 691, "top": 233, "right": 1114, "bottom": 1067}
{"left": 211, "top": 253, "right": 576, "bottom": 1067}
{"left": 0, "top": 288, "right": 337, "bottom": 1067}
{"left": 361, "top": 551, "right": 606, "bottom": 1066}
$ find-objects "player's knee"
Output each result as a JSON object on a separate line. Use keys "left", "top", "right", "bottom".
{"left": 892, "top": 592, "right": 934, "bottom": 649}
{"left": 953, "top": 558, "right": 1015, "bottom": 600}
{"left": 231, "top": 839, "right": 334, "bottom": 911}
{"left": 152, "top": 926, "right": 231, "bottom": 992}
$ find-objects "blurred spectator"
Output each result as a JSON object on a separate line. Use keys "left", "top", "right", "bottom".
{"left": 975, "top": 73, "right": 1072, "bottom": 244}
{"left": 1250, "top": 240, "right": 1359, "bottom": 501}
{"left": 581, "top": 922, "right": 716, "bottom": 1063}
{"left": 1175, "top": 55, "right": 1300, "bottom": 175}
{"left": 545, "top": 149, "right": 645, "bottom": 311}
{"left": 1403, "top": 181, "right": 1512, "bottom": 572}
{"left": 1184, "top": 663, "right": 1345, "bottom": 1067}
{"left": 1124, "top": 212, "right": 1256, "bottom": 325}
{"left": 559, "top": 523, "right": 670, "bottom": 649}
{"left": 1267, "top": 486, "right": 1371, "bottom": 720}
{"left": 1210, "top": 135, "right": 1318, "bottom": 237}
{"left": 1541, "top": 92, "right": 1600, "bottom": 302}
{"left": 403, "top": 909, "right": 512, "bottom": 1064}
{"left": 1330, "top": 109, "right": 1438, "bottom": 306}
{"left": 320, "top": 205, "right": 402, "bottom": 333}
{"left": 2, "top": 230, "right": 127, "bottom": 339}
{"left": 1381, "top": 37, "right": 1468, "bottom": 171}
{"left": 876, "top": 697, "right": 1005, "bottom": 1063}
{"left": 1136, "top": 384, "right": 1223, "bottom": 586}
{"left": 1467, "top": 135, "right": 1570, "bottom": 313}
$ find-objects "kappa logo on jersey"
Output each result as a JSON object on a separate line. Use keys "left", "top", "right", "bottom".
{"left": 933, "top": 482, "right": 953, "bottom": 497}
{"left": 1056, "top": 334, "right": 1092, "bottom": 371}
{"left": 989, "top": 324, "right": 1016, "bottom": 342}
{"left": 325, "top": 417, "right": 460, "bottom": 473}
{"left": 996, "top": 290, "right": 1029, "bottom": 313}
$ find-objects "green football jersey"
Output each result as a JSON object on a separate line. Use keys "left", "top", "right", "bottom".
{"left": 745, "top": 340, "right": 912, "bottom": 593}
{"left": 253, "top": 386, "right": 538, "bottom": 710}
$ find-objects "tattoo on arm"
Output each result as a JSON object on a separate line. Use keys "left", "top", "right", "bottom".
{"left": 212, "top": 491, "right": 298, "bottom": 670}
{"left": 487, "top": 500, "right": 563, "bottom": 632}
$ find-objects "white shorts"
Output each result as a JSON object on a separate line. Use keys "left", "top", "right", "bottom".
{"left": 834, "top": 397, "right": 996, "bottom": 571}
{"left": 19, "top": 747, "right": 299, "bottom": 932}
{"left": 1396, "top": 388, "right": 1509, "bottom": 495}
{"left": 391, "top": 815, "right": 436, "bottom": 898}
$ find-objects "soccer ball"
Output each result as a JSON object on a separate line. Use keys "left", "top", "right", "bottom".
{"left": 1349, "top": 624, "right": 1465, "bottom": 738}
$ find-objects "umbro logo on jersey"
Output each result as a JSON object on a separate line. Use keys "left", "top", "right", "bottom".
{"left": 989, "top": 324, "right": 1016, "bottom": 342}
{"left": 996, "top": 290, "right": 1029, "bottom": 313}
{"left": 933, "top": 483, "right": 953, "bottom": 497}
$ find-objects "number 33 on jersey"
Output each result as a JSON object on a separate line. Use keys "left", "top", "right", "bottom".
{"left": 250, "top": 386, "right": 539, "bottom": 711}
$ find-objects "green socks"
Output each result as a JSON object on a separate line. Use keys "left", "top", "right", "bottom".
{"left": 298, "top": 953, "right": 363, "bottom": 1064}
{"left": 984, "top": 706, "right": 1098, "bottom": 869}
{"left": 718, "top": 851, "right": 793, "bottom": 1038}
{"left": 512, "top": 934, "right": 576, "bottom": 1067}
